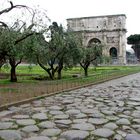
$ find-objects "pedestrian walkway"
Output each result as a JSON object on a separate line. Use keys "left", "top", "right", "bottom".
{"left": 1, "top": 73, "right": 140, "bottom": 140}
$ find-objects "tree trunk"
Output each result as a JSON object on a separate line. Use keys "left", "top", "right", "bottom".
{"left": 51, "top": 69, "right": 55, "bottom": 80}
{"left": 57, "top": 61, "right": 63, "bottom": 79}
{"left": 10, "top": 65, "right": 17, "bottom": 82}
{"left": 57, "top": 68, "right": 62, "bottom": 79}
{"left": 47, "top": 69, "right": 54, "bottom": 80}
{"left": 36, "top": 56, "right": 54, "bottom": 80}
{"left": 84, "top": 67, "right": 88, "bottom": 77}
{"left": 9, "top": 58, "right": 17, "bottom": 82}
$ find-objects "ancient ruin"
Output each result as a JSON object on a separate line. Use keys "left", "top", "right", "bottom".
{"left": 67, "top": 14, "right": 127, "bottom": 64}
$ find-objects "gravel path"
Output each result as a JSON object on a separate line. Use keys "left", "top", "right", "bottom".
{"left": 1, "top": 73, "right": 140, "bottom": 140}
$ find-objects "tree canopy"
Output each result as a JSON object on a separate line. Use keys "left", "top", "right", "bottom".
{"left": 127, "top": 34, "right": 140, "bottom": 45}
{"left": 0, "top": 1, "right": 49, "bottom": 82}
{"left": 29, "top": 22, "right": 82, "bottom": 80}
{"left": 80, "top": 43, "right": 103, "bottom": 76}
{"left": 127, "top": 34, "right": 140, "bottom": 60}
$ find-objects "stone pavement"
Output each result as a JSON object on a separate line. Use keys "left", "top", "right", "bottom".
{"left": 1, "top": 73, "right": 140, "bottom": 140}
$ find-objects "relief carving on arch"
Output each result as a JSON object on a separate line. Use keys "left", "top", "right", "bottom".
{"left": 107, "top": 37, "right": 119, "bottom": 43}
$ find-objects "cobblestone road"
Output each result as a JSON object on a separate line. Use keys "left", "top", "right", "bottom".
{"left": 1, "top": 73, "right": 140, "bottom": 140}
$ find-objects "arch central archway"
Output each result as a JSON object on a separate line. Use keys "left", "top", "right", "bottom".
{"left": 88, "top": 38, "right": 101, "bottom": 47}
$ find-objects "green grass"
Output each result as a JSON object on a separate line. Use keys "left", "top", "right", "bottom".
{"left": 1, "top": 65, "right": 140, "bottom": 84}
{"left": 1, "top": 65, "right": 140, "bottom": 106}
{"left": 0, "top": 64, "right": 46, "bottom": 75}
{"left": 0, "top": 79, "right": 12, "bottom": 85}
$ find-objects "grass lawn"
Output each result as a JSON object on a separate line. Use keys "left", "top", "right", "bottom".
{"left": 0, "top": 65, "right": 140, "bottom": 107}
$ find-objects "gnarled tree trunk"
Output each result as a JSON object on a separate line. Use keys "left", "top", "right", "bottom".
{"left": 10, "top": 65, "right": 17, "bottom": 82}
{"left": 9, "top": 58, "right": 17, "bottom": 82}
{"left": 9, "top": 57, "right": 22, "bottom": 82}
{"left": 84, "top": 67, "right": 88, "bottom": 77}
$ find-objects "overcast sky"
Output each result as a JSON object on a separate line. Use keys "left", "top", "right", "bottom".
{"left": 1, "top": 0, "right": 140, "bottom": 50}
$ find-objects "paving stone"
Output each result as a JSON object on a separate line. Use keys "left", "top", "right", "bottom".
{"left": 71, "top": 123, "right": 95, "bottom": 131}
{"left": 0, "top": 122, "right": 14, "bottom": 130}
{"left": 0, "top": 111, "right": 13, "bottom": 118}
{"left": 117, "top": 101, "right": 125, "bottom": 107}
{"left": 113, "top": 134, "right": 123, "bottom": 140}
{"left": 63, "top": 100, "right": 73, "bottom": 104}
{"left": 116, "top": 118, "right": 130, "bottom": 125}
{"left": 65, "top": 109, "right": 80, "bottom": 115}
{"left": 74, "top": 113, "right": 87, "bottom": 119}
{"left": 12, "top": 115, "right": 30, "bottom": 119}
{"left": 60, "top": 130, "right": 89, "bottom": 140}
{"left": 1, "top": 72, "right": 140, "bottom": 139}
{"left": 56, "top": 124, "right": 69, "bottom": 129}
{"left": 22, "top": 125, "right": 39, "bottom": 132}
{"left": 103, "top": 122, "right": 118, "bottom": 130}
{"left": 101, "top": 110, "right": 116, "bottom": 115}
{"left": 73, "top": 119, "right": 87, "bottom": 123}
{"left": 132, "top": 111, "right": 140, "bottom": 118}
{"left": 32, "top": 107, "right": 46, "bottom": 112}
{"left": 117, "top": 130, "right": 127, "bottom": 137}
{"left": 118, "top": 114, "right": 132, "bottom": 119}
{"left": 106, "top": 115, "right": 119, "bottom": 121}
{"left": 27, "top": 132, "right": 38, "bottom": 137}
{"left": 133, "top": 119, "right": 140, "bottom": 123}
{"left": 93, "top": 128, "right": 115, "bottom": 138}
{"left": 24, "top": 136, "right": 51, "bottom": 140}
{"left": 135, "top": 106, "right": 140, "bottom": 110}
{"left": 8, "top": 106, "right": 22, "bottom": 112}
{"left": 98, "top": 138, "right": 111, "bottom": 140}
{"left": 122, "top": 126, "right": 134, "bottom": 132}
{"left": 88, "top": 118, "right": 108, "bottom": 125}
{"left": 1, "top": 118, "right": 15, "bottom": 122}
{"left": 129, "top": 98, "right": 140, "bottom": 102}
{"left": 125, "top": 134, "right": 140, "bottom": 140}
{"left": 91, "top": 112, "right": 105, "bottom": 118}
{"left": 127, "top": 101, "right": 140, "bottom": 106}
{"left": 41, "top": 129, "right": 61, "bottom": 137}
{"left": 53, "top": 114, "right": 69, "bottom": 119}
{"left": 49, "top": 111, "right": 64, "bottom": 115}
{"left": 0, "top": 130, "right": 21, "bottom": 140}
{"left": 132, "top": 125, "right": 140, "bottom": 129}
{"left": 123, "top": 111, "right": 131, "bottom": 116}
{"left": 16, "top": 119, "right": 36, "bottom": 126}
{"left": 55, "top": 120, "right": 72, "bottom": 125}
{"left": 136, "top": 127, "right": 140, "bottom": 133}
{"left": 81, "top": 108, "right": 95, "bottom": 114}
{"left": 38, "top": 121, "right": 56, "bottom": 128}
{"left": 48, "top": 106, "right": 63, "bottom": 110}
{"left": 32, "top": 113, "right": 48, "bottom": 120}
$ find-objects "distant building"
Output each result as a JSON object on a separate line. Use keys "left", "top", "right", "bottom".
{"left": 67, "top": 14, "right": 127, "bottom": 64}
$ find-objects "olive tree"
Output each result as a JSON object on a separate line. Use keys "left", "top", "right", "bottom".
{"left": 127, "top": 34, "right": 140, "bottom": 60}
{"left": 0, "top": 1, "right": 49, "bottom": 82}
{"left": 80, "top": 43, "right": 103, "bottom": 77}
{"left": 30, "top": 22, "right": 82, "bottom": 80}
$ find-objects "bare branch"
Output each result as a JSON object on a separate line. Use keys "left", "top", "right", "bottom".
{"left": 0, "top": 1, "right": 28, "bottom": 16}
{"left": 9, "top": 1, "right": 13, "bottom": 7}
{"left": 0, "top": 21, "right": 9, "bottom": 28}
{"left": 15, "top": 57, "right": 23, "bottom": 67}
{"left": 14, "top": 32, "right": 39, "bottom": 45}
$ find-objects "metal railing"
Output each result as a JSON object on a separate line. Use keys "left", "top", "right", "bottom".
{"left": 0, "top": 68, "right": 140, "bottom": 109}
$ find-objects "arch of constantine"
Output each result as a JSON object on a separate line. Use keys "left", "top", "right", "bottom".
{"left": 67, "top": 14, "right": 127, "bottom": 64}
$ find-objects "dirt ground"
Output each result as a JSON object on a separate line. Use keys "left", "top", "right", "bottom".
{"left": 0, "top": 79, "right": 82, "bottom": 106}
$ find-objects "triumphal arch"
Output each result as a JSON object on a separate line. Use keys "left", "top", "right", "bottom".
{"left": 67, "top": 14, "right": 127, "bottom": 64}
